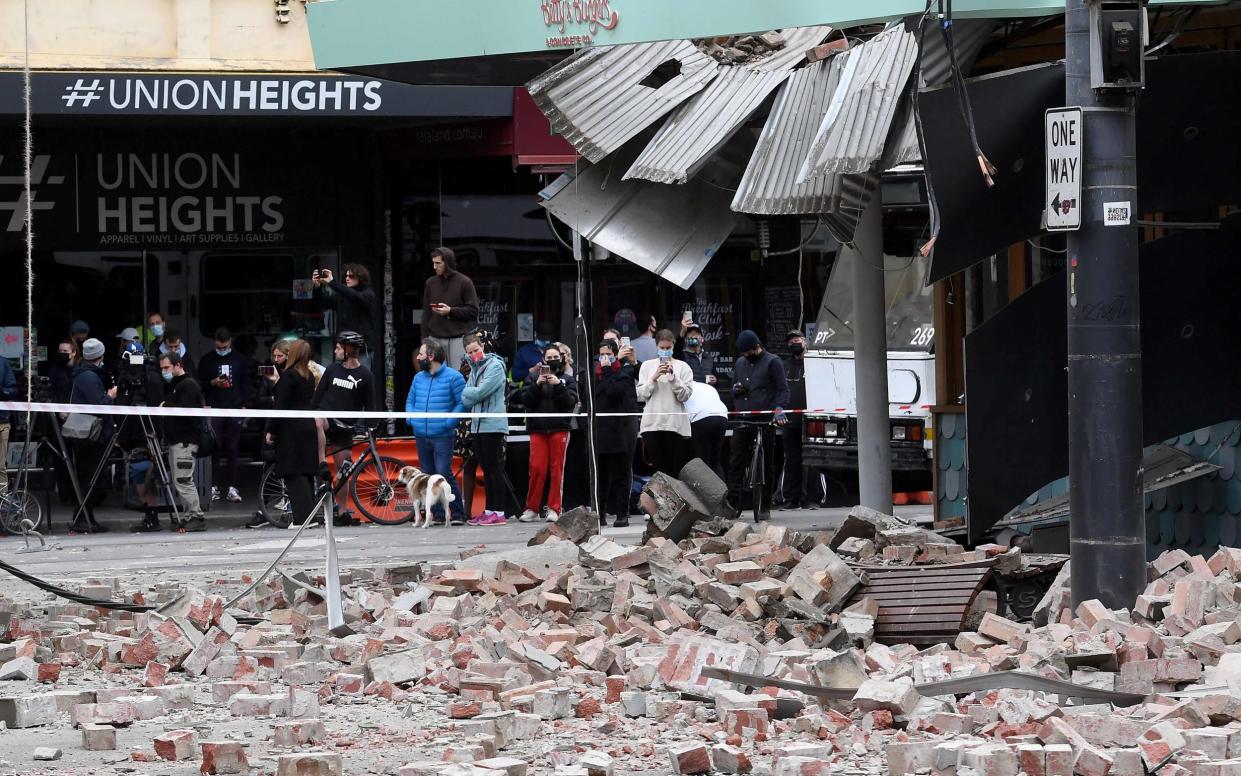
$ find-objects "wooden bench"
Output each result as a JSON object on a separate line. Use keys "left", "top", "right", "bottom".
{"left": 845, "top": 562, "right": 994, "bottom": 645}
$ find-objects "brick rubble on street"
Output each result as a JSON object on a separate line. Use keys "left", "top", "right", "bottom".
{"left": 5, "top": 479, "right": 1241, "bottom": 775}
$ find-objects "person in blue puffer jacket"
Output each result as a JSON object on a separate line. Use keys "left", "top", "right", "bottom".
{"left": 405, "top": 337, "right": 466, "bottom": 525}
{"left": 460, "top": 332, "right": 512, "bottom": 525}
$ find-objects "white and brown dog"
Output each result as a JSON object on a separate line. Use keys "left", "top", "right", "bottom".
{"left": 396, "top": 466, "right": 456, "bottom": 528}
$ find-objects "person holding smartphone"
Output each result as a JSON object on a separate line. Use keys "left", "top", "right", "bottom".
{"left": 197, "top": 327, "right": 253, "bottom": 505}
{"left": 422, "top": 247, "right": 480, "bottom": 370}
{"left": 635, "top": 329, "right": 694, "bottom": 478}
{"left": 517, "top": 344, "right": 578, "bottom": 523}
{"left": 313, "top": 264, "right": 378, "bottom": 370}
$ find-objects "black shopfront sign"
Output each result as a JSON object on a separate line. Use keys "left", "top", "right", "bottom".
{"left": 1, "top": 128, "right": 366, "bottom": 250}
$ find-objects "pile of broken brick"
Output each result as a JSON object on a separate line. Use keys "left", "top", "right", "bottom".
{"left": 1, "top": 485, "right": 1240, "bottom": 776}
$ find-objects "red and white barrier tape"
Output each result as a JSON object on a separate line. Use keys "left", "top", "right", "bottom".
{"left": 0, "top": 401, "right": 908, "bottom": 421}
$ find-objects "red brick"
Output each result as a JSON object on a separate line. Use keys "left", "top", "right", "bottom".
{"left": 153, "top": 729, "right": 196, "bottom": 761}
{"left": 200, "top": 741, "right": 248, "bottom": 774}
{"left": 142, "top": 661, "right": 168, "bottom": 688}
{"left": 449, "top": 702, "right": 482, "bottom": 719}
{"left": 670, "top": 742, "right": 712, "bottom": 774}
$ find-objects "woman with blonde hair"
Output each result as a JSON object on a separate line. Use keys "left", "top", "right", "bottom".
{"left": 266, "top": 339, "right": 321, "bottom": 525}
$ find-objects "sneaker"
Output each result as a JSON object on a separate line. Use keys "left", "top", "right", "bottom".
{"left": 599, "top": 513, "right": 610, "bottom": 527}
{"left": 244, "top": 514, "right": 269, "bottom": 529}
{"left": 432, "top": 514, "right": 446, "bottom": 526}
{"left": 449, "top": 514, "right": 467, "bottom": 526}
{"left": 755, "top": 511, "right": 772, "bottom": 523}
{"left": 184, "top": 516, "right": 208, "bottom": 533}
{"left": 226, "top": 487, "right": 243, "bottom": 503}
{"left": 466, "top": 512, "right": 490, "bottom": 526}
{"left": 211, "top": 487, "right": 221, "bottom": 502}
{"left": 545, "top": 510, "right": 559, "bottom": 523}
{"left": 517, "top": 510, "right": 539, "bottom": 523}
{"left": 612, "top": 516, "right": 630, "bottom": 528}
{"left": 333, "top": 511, "right": 360, "bottom": 527}
{"left": 475, "top": 511, "right": 506, "bottom": 526}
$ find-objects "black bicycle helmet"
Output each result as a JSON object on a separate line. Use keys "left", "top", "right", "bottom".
{"left": 336, "top": 330, "right": 366, "bottom": 350}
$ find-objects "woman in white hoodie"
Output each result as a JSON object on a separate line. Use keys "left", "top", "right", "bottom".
{"left": 635, "top": 329, "right": 694, "bottom": 477}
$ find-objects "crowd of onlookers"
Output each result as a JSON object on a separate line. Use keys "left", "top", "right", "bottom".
{"left": 23, "top": 245, "right": 820, "bottom": 534}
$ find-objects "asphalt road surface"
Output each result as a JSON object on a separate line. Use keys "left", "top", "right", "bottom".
{"left": 0, "top": 503, "right": 932, "bottom": 598}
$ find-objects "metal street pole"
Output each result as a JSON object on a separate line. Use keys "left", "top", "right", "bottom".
{"left": 850, "top": 195, "right": 893, "bottom": 514}
{"left": 1065, "top": 0, "right": 1145, "bottom": 609}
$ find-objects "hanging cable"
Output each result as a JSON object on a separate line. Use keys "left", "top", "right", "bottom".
{"left": 941, "top": 0, "right": 997, "bottom": 186}
{"left": 22, "top": 0, "right": 35, "bottom": 403}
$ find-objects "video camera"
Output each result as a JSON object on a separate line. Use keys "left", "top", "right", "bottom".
{"left": 117, "top": 351, "right": 161, "bottom": 407}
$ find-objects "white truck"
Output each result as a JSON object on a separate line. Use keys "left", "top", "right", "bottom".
{"left": 802, "top": 249, "right": 936, "bottom": 487}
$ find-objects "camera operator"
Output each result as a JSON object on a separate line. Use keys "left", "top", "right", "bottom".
{"left": 69, "top": 338, "right": 116, "bottom": 533}
{"left": 114, "top": 341, "right": 164, "bottom": 409}
{"left": 135, "top": 352, "right": 206, "bottom": 533}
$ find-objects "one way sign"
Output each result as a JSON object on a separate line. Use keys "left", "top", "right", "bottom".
{"left": 1045, "top": 107, "right": 1082, "bottom": 231}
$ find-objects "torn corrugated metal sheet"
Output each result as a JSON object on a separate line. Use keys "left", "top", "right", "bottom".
{"left": 526, "top": 40, "right": 719, "bottom": 164}
{"left": 540, "top": 151, "right": 737, "bottom": 290}
{"left": 731, "top": 59, "right": 843, "bottom": 214}
{"left": 623, "top": 66, "right": 790, "bottom": 185}
{"left": 885, "top": 19, "right": 1000, "bottom": 168}
{"left": 798, "top": 24, "right": 919, "bottom": 180}
{"left": 728, "top": 57, "right": 877, "bottom": 242}
{"left": 622, "top": 26, "right": 832, "bottom": 186}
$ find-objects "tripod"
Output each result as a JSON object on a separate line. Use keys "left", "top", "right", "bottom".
{"left": 69, "top": 411, "right": 180, "bottom": 532}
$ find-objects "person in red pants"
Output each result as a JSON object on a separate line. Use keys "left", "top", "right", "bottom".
{"left": 516, "top": 343, "right": 578, "bottom": 523}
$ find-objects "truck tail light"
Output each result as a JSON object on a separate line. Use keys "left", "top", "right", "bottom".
{"left": 807, "top": 419, "right": 825, "bottom": 437}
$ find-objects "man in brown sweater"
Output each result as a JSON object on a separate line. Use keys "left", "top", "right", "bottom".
{"left": 422, "top": 247, "right": 480, "bottom": 368}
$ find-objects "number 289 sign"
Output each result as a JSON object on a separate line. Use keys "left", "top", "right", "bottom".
{"left": 1045, "top": 107, "right": 1082, "bottom": 232}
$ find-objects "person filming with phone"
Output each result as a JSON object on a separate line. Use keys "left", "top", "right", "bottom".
{"left": 313, "top": 263, "right": 378, "bottom": 369}
{"left": 422, "top": 247, "right": 480, "bottom": 369}
{"left": 636, "top": 329, "right": 694, "bottom": 478}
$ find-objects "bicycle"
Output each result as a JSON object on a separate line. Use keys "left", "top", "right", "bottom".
{"left": 1, "top": 419, "right": 43, "bottom": 536}
{"left": 737, "top": 418, "right": 781, "bottom": 523}
{"left": 257, "top": 425, "right": 411, "bottom": 528}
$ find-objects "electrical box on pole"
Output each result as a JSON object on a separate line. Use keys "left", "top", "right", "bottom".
{"left": 1089, "top": 2, "right": 1148, "bottom": 90}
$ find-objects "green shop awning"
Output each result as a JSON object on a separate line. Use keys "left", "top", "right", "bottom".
{"left": 306, "top": 0, "right": 1209, "bottom": 85}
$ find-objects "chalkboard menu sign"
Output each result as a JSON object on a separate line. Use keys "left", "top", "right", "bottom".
{"left": 685, "top": 279, "right": 745, "bottom": 383}
{"left": 763, "top": 286, "right": 802, "bottom": 357}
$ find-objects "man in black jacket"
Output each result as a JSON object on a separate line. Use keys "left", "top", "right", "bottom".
{"left": 728, "top": 330, "right": 790, "bottom": 522}
{"left": 676, "top": 322, "right": 717, "bottom": 385}
{"left": 780, "top": 330, "right": 822, "bottom": 510}
{"left": 140, "top": 352, "right": 206, "bottom": 533}
{"left": 198, "top": 327, "right": 253, "bottom": 504}
{"left": 314, "top": 263, "right": 379, "bottom": 368}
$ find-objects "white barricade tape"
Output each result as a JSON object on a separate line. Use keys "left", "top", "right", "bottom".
{"left": 0, "top": 401, "right": 904, "bottom": 420}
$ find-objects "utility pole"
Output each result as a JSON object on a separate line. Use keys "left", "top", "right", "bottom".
{"left": 1064, "top": 0, "right": 1145, "bottom": 609}
{"left": 850, "top": 196, "right": 893, "bottom": 514}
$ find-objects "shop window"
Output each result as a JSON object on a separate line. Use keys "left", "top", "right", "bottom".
{"left": 198, "top": 252, "right": 331, "bottom": 345}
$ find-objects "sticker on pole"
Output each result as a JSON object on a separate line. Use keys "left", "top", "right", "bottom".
{"left": 1103, "top": 201, "right": 1131, "bottom": 226}
{"left": 1045, "top": 107, "right": 1082, "bottom": 232}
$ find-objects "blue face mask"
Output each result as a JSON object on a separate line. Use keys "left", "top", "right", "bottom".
{"left": 657, "top": 348, "right": 674, "bottom": 358}
{"left": 216, "top": 347, "right": 231, "bottom": 357}
{"left": 150, "top": 324, "right": 165, "bottom": 337}
{"left": 535, "top": 339, "right": 549, "bottom": 349}
{"left": 161, "top": 371, "right": 174, "bottom": 383}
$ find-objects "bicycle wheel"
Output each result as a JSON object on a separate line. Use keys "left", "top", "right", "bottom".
{"left": 0, "top": 489, "right": 43, "bottom": 536}
{"left": 258, "top": 465, "right": 292, "bottom": 529}
{"left": 749, "top": 437, "right": 766, "bottom": 523}
{"left": 350, "top": 456, "right": 412, "bottom": 525}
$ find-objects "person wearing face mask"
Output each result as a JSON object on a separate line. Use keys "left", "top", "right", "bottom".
{"left": 602, "top": 329, "right": 640, "bottom": 522}
{"left": 158, "top": 328, "right": 195, "bottom": 377}
{"left": 636, "top": 330, "right": 694, "bottom": 478}
{"left": 197, "top": 327, "right": 254, "bottom": 505}
{"left": 406, "top": 338, "right": 468, "bottom": 525}
{"left": 590, "top": 340, "right": 638, "bottom": 527}
{"left": 133, "top": 352, "right": 205, "bottom": 533}
{"left": 780, "top": 330, "right": 821, "bottom": 510}
{"left": 676, "top": 322, "right": 717, "bottom": 385}
{"left": 517, "top": 344, "right": 578, "bottom": 523}
{"left": 512, "top": 320, "right": 557, "bottom": 385}
{"left": 143, "top": 311, "right": 166, "bottom": 350}
{"left": 460, "top": 333, "right": 512, "bottom": 525}
{"left": 729, "top": 330, "right": 790, "bottom": 522}
{"left": 48, "top": 339, "right": 76, "bottom": 404}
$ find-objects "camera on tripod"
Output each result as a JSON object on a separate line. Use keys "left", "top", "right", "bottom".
{"left": 117, "top": 351, "right": 153, "bottom": 406}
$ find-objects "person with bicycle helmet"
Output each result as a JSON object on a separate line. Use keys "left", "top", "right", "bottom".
{"left": 312, "top": 330, "right": 377, "bottom": 527}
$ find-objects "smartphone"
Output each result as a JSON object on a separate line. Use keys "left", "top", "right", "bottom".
{"left": 221, "top": 365, "right": 231, "bottom": 378}
{"left": 659, "top": 355, "right": 671, "bottom": 364}
{"left": 620, "top": 336, "right": 630, "bottom": 348}
{"left": 259, "top": 365, "right": 276, "bottom": 377}
{"left": 538, "top": 364, "right": 550, "bottom": 376}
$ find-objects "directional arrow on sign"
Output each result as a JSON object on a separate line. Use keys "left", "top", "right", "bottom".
{"left": 1050, "top": 193, "right": 1062, "bottom": 214}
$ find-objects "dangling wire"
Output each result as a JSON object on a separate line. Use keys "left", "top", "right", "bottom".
{"left": 940, "top": 0, "right": 997, "bottom": 186}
